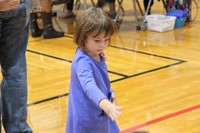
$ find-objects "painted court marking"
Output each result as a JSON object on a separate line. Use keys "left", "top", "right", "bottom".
{"left": 120, "top": 104, "right": 200, "bottom": 133}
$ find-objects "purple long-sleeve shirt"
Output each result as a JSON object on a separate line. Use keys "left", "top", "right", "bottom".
{"left": 66, "top": 48, "right": 119, "bottom": 133}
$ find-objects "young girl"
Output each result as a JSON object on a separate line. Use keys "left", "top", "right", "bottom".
{"left": 66, "top": 7, "right": 123, "bottom": 133}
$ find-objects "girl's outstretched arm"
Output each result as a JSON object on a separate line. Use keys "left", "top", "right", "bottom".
{"left": 99, "top": 99, "right": 123, "bottom": 121}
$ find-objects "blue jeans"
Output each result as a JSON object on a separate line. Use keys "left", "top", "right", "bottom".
{"left": 0, "top": 0, "right": 32, "bottom": 132}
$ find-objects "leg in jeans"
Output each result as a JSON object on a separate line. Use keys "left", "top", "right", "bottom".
{"left": 0, "top": 0, "right": 32, "bottom": 132}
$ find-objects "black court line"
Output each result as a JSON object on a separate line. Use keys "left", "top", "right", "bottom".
{"left": 27, "top": 49, "right": 72, "bottom": 63}
{"left": 111, "top": 60, "right": 186, "bottom": 83}
{"left": 26, "top": 44, "right": 187, "bottom": 106}
{"left": 27, "top": 93, "right": 68, "bottom": 107}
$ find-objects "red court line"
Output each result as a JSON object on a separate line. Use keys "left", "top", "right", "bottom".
{"left": 120, "top": 104, "right": 200, "bottom": 133}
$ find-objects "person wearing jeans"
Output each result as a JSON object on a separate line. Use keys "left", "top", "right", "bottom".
{"left": 0, "top": 0, "right": 32, "bottom": 132}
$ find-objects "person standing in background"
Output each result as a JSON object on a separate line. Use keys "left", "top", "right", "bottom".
{"left": 0, "top": 0, "right": 32, "bottom": 132}
{"left": 30, "top": 0, "right": 64, "bottom": 39}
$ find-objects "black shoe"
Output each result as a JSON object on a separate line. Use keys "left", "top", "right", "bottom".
{"left": 30, "top": 13, "right": 43, "bottom": 37}
{"left": 31, "top": 28, "right": 43, "bottom": 37}
{"left": 41, "top": 12, "right": 64, "bottom": 39}
{"left": 43, "top": 26, "right": 64, "bottom": 39}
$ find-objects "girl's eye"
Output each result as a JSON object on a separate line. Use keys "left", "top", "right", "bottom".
{"left": 94, "top": 40, "right": 100, "bottom": 42}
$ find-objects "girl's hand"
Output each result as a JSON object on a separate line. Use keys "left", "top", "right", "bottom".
{"left": 0, "top": 0, "right": 20, "bottom": 12}
{"left": 106, "top": 104, "right": 123, "bottom": 121}
{"left": 99, "top": 99, "right": 123, "bottom": 121}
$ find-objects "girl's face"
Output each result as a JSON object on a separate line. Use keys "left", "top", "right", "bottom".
{"left": 85, "top": 32, "right": 110, "bottom": 60}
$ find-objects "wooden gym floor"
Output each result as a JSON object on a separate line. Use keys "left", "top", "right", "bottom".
{"left": 1, "top": 0, "right": 200, "bottom": 132}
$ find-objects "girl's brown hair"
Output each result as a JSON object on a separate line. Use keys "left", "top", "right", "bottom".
{"left": 74, "top": 7, "right": 115, "bottom": 50}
